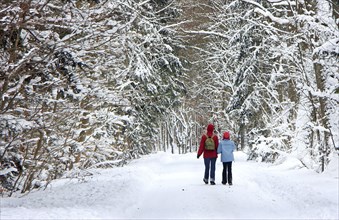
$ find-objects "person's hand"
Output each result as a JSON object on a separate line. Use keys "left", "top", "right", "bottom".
{"left": 197, "top": 154, "right": 200, "bottom": 159}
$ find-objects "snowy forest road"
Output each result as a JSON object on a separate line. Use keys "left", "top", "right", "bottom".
{"left": 1, "top": 151, "right": 338, "bottom": 219}
{"left": 123, "top": 152, "right": 338, "bottom": 219}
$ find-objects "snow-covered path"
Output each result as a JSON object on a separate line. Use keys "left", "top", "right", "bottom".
{"left": 1, "top": 151, "right": 338, "bottom": 219}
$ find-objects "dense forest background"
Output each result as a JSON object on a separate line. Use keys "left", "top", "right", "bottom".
{"left": 1, "top": 0, "right": 338, "bottom": 196}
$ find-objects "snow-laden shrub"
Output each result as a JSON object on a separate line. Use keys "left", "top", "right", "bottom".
{"left": 248, "top": 136, "right": 286, "bottom": 163}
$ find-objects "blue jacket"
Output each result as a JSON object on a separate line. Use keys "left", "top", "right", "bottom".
{"left": 217, "top": 139, "right": 235, "bottom": 162}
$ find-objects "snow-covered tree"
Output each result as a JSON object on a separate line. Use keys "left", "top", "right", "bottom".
{"left": 0, "top": 0, "right": 186, "bottom": 195}
{"left": 114, "top": 0, "right": 186, "bottom": 154}
{"left": 178, "top": 0, "right": 338, "bottom": 171}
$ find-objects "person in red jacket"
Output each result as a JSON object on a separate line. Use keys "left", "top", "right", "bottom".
{"left": 197, "top": 124, "right": 219, "bottom": 185}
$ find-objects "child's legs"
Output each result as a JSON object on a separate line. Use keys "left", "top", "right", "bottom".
{"left": 226, "top": 162, "right": 232, "bottom": 183}
{"left": 222, "top": 162, "right": 227, "bottom": 183}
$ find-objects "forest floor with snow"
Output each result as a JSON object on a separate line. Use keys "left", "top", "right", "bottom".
{"left": 1, "top": 151, "right": 338, "bottom": 219}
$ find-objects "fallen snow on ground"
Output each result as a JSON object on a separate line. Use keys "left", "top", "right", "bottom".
{"left": 1, "top": 151, "right": 338, "bottom": 219}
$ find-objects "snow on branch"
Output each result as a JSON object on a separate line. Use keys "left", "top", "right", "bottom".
{"left": 303, "top": 84, "right": 339, "bottom": 103}
{"left": 0, "top": 167, "right": 17, "bottom": 176}
{"left": 7, "top": 48, "right": 37, "bottom": 77}
{"left": 241, "top": 0, "right": 266, "bottom": 10}
{"left": 253, "top": 8, "right": 290, "bottom": 24}
{"left": 241, "top": 0, "right": 290, "bottom": 24}
{"left": 182, "top": 30, "right": 228, "bottom": 39}
{"left": 267, "top": 0, "right": 297, "bottom": 6}
{"left": 313, "top": 38, "right": 339, "bottom": 56}
{"left": 138, "top": 0, "right": 151, "bottom": 6}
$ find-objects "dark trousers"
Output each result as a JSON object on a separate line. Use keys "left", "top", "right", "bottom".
{"left": 222, "top": 162, "right": 232, "bottom": 184}
{"left": 204, "top": 158, "right": 216, "bottom": 181}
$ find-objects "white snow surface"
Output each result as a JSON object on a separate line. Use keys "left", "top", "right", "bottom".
{"left": 1, "top": 151, "right": 338, "bottom": 219}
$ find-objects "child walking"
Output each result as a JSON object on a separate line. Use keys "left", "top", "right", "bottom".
{"left": 217, "top": 131, "right": 236, "bottom": 185}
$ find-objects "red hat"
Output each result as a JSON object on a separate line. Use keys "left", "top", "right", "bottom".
{"left": 223, "top": 132, "right": 230, "bottom": 139}
{"left": 207, "top": 124, "right": 214, "bottom": 136}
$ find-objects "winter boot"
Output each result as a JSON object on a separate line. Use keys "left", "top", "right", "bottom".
{"left": 203, "top": 178, "right": 208, "bottom": 184}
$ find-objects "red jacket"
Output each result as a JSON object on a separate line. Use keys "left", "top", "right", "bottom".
{"left": 197, "top": 124, "right": 219, "bottom": 158}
